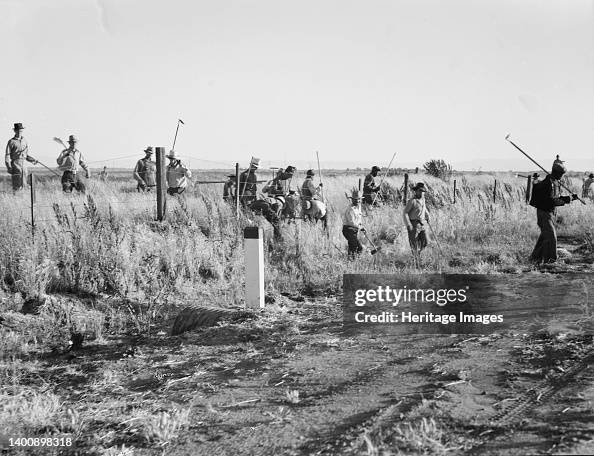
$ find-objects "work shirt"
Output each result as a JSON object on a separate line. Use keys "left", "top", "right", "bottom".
{"left": 403, "top": 197, "right": 429, "bottom": 222}
{"left": 363, "top": 173, "right": 379, "bottom": 195}
{"left": 5, "top": 136, "right": 34, "bottom": 165}
{"left": 239, "top": 169, "right": 258, "bottom": 197}
{"left": 223, "top": 180, "right": 236, "bottom": 200}
{"left": 301, "top": 177, "right": 319, "bottom": 200}
{"left": 539, "top": 175, "right": 568, "bottom": 214}
{"left": 133, "top": 157, "right": 156, "bottom": 186}
{"left": 343, "top": 205, "right": 363, "bottom": 229}
{"left": 57, "top": 148, "right": 88, "bottom": 174}
{"left": 166, "top": 161, "right": 192, "bottom": 189}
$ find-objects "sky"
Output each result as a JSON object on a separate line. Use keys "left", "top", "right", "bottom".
{"left": 1, "top": 0, "right": 593, "bottom": 172}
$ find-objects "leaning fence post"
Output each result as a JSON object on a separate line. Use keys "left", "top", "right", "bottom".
{"left": 453, "top": 179, "right": 457, "bottom": 204}
{"left": 493, "top": 179, "right": 497, "bottom": 203}
{"left": 244, "top": 226, "right": 264, "bottom": 309}
{"left": 403, "top": 173, "right": 409, "bottom": 202}
{"left": 235, "top": 162, "right": 240, "bottom": 217}
{"left": 156, "top": 147, "right": 167, "bottom": 221}
{"left": 29, "top": 172, "right": 35, "bottom": 238}
{"left": 526, "top": 176, "right": 532, "bottom": 204}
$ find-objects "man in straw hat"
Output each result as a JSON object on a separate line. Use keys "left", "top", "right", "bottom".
{"left": 166, "top": 150, "right": 192, "bottom": 195}
{"left": 239, "top": 158, "right": 260, "bottom": 206}
{"left": 363, "top": 165, "right": 381, "bottom": 205}
{"left": 56, "top": 134, "right": 89, "bottom": 193}
{"left": 529, "top": 161, "right": 578, "bottom": 264}
{"left": 133, "top": 147, "right": 156, "bottom": 192}
{"left": 342, "top": 189, "right": 364, "bottom": 257}
{"left": 403, "top": 182, "right": 430, "bottom": 260}
{"left": 5, "top": 122, "right": 38, "bottom": 191}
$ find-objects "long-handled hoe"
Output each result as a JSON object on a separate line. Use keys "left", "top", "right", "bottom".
{"left": 361, "top": 229, "right": 380, "bottom": 255}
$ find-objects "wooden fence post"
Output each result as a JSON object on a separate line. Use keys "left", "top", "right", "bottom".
{"left": 235, "top": 162, "right": 240, "bottom": 217}
{"left": 156, "top": 147, "right": 167, "bottom": 221}
{"left": 493, "top": 179, "right": 497, "bottom": 203}
{"left": 244, "top": 226, "right": 264, "bottom": 308}
{"left": 526, "top": 176, "right": 532, "bottom": 204}
{"left": 453, "top": 179, "right": 457, "bottom": 204}
{"left": 29, "top": 172, "right": 35, "bottom": 238}
{"left": 403, "top": 173, "right": 409, "bottom": 202}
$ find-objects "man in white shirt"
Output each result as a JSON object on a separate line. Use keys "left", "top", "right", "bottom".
{"left": 5, "top": 122, "right": 38, "bottom": 191}
{"left": 166, "top": 150, "right": 192, "bottom": 195}
{"left": 342, "top": 190, "right": 364, "bottom": 258}
{"left": 56, "top": 135, "right": 89, "bottom": 193}
{"left": 403, "top": 182, "right": 430, "bottom": 259}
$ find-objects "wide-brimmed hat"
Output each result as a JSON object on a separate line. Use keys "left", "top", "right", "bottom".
{"left": 285, "top": 165, "right": 296, "bottom": 173}
{"left": 412, "top": 182, "right": 427, "bottom": 192}
{"left": 306, "top": 169, "right": 315, "bottom": 177}
{"left": 167, "top": 150, "right": 179, "bottom": 159}
{"left": 144, "top": 146, "right": 153, "bottom": 154}
{"left": 552, "top": 162, "right": 566, "bottom": 174}
{"left": 13, "top": 123, "right": 24, "bottom": 130}
{"left": 68, "top": 135, "right": 78, "bottom": 143}
{"left": 250, "top": 158, "right": 260, "bottom": 169}
{"left": 371, "top": 165, "right": 381, "bottom": 173}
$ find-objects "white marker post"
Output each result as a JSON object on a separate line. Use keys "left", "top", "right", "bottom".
{"left": 244, "top": 226, "right": 264, "bottom": 308}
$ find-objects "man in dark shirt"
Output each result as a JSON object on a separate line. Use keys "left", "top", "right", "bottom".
{"left": 5, "top": 123, "right": 37, "bottom": 191}
{"left": 363, "top": 165, "right": 381, "bottom": 205}
{"left": 530, "top": 162, "right": 578, "bottom": 264}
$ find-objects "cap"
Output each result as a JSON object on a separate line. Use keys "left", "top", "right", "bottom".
{"left": 371, "top": 166, "right": 381, "bottom": 173}
{"left": 306, "top": 169, "right": 315, "bottom": 177}
{"left": 68, "top": 135, "right": 78, "bottom": 143}
{"left": 412, "top": 182, "right": 427, "bottom": 192}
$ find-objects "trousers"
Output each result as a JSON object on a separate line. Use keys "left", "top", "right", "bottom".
{"left": 530, "top": 209, "right": 557, "bottom": 263}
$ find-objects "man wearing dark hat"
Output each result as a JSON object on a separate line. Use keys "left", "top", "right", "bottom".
{"left": 363, "top": 165, "right": 381, "bottom": 205}
{"left": 56, "top": 135, "right": 89, "bottom": 193}
{"left": 223, "top": 173, "right": 237, "bottom": 202}
{"left": 239, "top": 158, "right": 260, "bottom": 206}
{"left": 301, "top": 169, "right": 323, "bottom": 211}
{"left": 529, "top": 161, "right": 578, "bottom": 263}
{"left": 403, "top": 182, "right": 430, "bottom": 259}
{"left": 342, "top": 190, "right": 364, "bottom": 257}
{"left": 133, "top": 147, "right": 156, "bottom": 192}
{"left": 5, "top": 123, "right": 37, "bottom": 191}
{"left": 582, "top": 173, "right": 594, "bottom": 199}
{"left": 266, "top": 165, "right": 296, "bottom": 196}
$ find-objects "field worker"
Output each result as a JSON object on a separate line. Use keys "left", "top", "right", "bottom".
{"left": 529, "top": 162, "right": 578, "bottom": 264}
{"left": 363, "top": 165, "right": 381, "bottom": 205}
{"left": 342, "top": 190, "right": 364, "bottom": 257}
{"left": 5, "top": 122, "right": 37, "bottom": 191}
{"left": 582, "top": 173, "right": 594, "bottom": 199}
{"left": 133, "top": 147, "right": 156, "bottom": 192}
{"left": 301, "top": 169, "right": 323, "bottom": 209}
{"left": 166, "top": 150, "right": 192, "bottom": 195}
{"left": 239, "top": 158, "right": 260, "bottom": 206}
{"left": 403, "top": 182, "right": 430, "bottom": 258}
{"left": 553, "top": 155, "right": 564, "bottom": 166}
{"left": 57, "top": 135, "right": 89, "bottom": 193}
{"left": 532, "top": 173, "right": 540, "bottom": 185}
{"left": 265, "top": 165, "right": 296, "bottom": 196}
{"left": 99, "top": 166, "right": 109, "bottom": 181}
{"left": 223, "top": 174, "right": 236, "bottom": 202}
